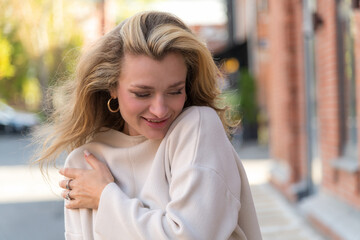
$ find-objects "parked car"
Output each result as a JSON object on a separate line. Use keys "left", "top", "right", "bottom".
{"left": 0, "top": 102, "right": 40, "bottom": 134}
{"left": 0, "top": 102, "right": 15, "bottom": 132}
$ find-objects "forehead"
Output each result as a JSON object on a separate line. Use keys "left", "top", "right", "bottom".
{"left": 119, "top": 52, "right": 187, "bottom": 87}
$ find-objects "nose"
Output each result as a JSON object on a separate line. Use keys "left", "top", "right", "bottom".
{"left": 149, "top": 95, "right": 168, "bottom": 118}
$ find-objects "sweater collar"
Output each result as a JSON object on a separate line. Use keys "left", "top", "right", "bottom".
{"left": 93, "top": 128, "right": 148, "bottom": 148}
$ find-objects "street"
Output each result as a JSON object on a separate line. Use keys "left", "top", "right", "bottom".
{"left": 0, "top": 133, "right": 35, "bottom": 165}
{"left": 0, "top": 133, "right": 64, "bottom": 240}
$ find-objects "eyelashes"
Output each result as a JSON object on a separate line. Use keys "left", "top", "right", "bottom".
{"left": 134, "top": 92, "right": 150, "bottom": 98}
{"left": 131, "top": 88, "right": 184, "bottom": 98}
{"left": 169, "top": 90, "right": 183, "bottom": 95}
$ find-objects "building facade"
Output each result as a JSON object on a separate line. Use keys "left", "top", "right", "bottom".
{"left": 239, "top": 0, "right": 360, "bottom": 238}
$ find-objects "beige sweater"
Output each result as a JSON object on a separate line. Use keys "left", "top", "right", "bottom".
{"left": 64, "top": 106, "right": 262, "bottom": 240}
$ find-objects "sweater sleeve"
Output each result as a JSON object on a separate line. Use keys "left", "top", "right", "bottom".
{"left": 94, "top": 107, "right": 246, "bottom": 240}
{"left": 63, "top": 147, "right": 97, "bottom": 240}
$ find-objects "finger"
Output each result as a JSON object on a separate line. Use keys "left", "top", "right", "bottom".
{"left": 61, "top": 190, "right": 70, "bottom": 200}
{"left": 62, "top": 189, "right": 77, "bottom": 201}
{"left": 59, "top": 179, "right": 68, "bottom": 189}
{"left": 65, "top": 199, "right": 80, "bottom": 209}
{"left": 65, "top": 200, "right": 75, "bottom": 209}
{"left": 84, "top": 150, "right": 102, "bottom": 170}
{"left": 59, "top": 167, "right": 82, "bottom": 178}
{"left": 59, "top": 179, "right": 74, "bottom": 190}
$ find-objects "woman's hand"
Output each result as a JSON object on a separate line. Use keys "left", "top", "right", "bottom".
{"left": 59, "top": 150, "right": 114, "bottom": 209}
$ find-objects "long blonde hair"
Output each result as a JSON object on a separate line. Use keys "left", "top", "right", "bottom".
{"left": 33, "top": 11, "right": 234, "bottom": 172}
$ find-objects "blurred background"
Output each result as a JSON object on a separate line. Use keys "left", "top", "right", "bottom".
{"left": 1, "top": 0, "right": 360, "bottom": 239}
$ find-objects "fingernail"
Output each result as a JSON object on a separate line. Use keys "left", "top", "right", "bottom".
{"left": 84, "top": 150, "right": 90, "bottom": 157}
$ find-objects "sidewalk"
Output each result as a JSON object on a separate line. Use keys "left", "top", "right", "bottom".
{"left": 238, "top": 142, "right": 326, "bottom": 240}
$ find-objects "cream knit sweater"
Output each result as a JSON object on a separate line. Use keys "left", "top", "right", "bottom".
{"left": 64, "top": 106, "right": 262, "bottom": 240}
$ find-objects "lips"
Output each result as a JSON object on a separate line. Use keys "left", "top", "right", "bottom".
{"left": 146, "top": 119, "right": 165, "bottom": 123}
{"left": 142, "top": 117, "right": 170, "bottom": 129}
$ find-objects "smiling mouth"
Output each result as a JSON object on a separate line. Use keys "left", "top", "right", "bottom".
{"left": 146, "top": 119, "right": 165, "bottom": 123}
{"left": 142, "top": 117, "right": 170, "bottom": 128}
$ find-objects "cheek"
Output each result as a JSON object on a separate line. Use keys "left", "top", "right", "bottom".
{"left": 170, "top": 95, "right": 187, "bottom": 113}
{"left": 118, "top": 94, "right": 146, "bottom": 116}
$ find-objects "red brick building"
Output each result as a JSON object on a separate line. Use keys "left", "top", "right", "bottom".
{"left": 239, "top": 0, "right": 360, "bottom": 238}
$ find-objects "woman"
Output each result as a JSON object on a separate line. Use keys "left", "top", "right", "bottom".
{"left": 34, "top": 11, "right": 262, "bottom": 240}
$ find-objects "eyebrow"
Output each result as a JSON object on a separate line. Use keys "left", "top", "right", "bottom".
{"left": 131, "top": 80, "right": 186, "bottom": 90}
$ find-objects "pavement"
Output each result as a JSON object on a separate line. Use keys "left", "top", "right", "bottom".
{"left": 0, "top": 134, "right": 327, "bottom": 240}
{"left": 0, "top": 134, "right": 64, "bottom": 240}
{"left": 237, "top": 142, "right": 326, "bottom": 240}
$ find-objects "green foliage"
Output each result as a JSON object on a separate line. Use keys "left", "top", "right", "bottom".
{"left": 238, "top": 68, "right": 258, "bottom": 124}
{"left": 0, "top": 24, "right": 30, "bottom": 104}
{"left": 0, "top": 0, "right": 84, "bottom": 110}
{"left": 0, "top": 32, "right": 15, "bottom": 79}
{"left": 221, "top": 90, "right": 241, "bottom": 122}
{"left": 0, "top": 0, "right": 159, "bottom": 110}
{"left": 222, "top": 68, "right": 258, "bottom": 125}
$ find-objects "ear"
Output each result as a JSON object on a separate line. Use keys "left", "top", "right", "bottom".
{"left": 109, "top": 89, "right": 117, "bottom": 99}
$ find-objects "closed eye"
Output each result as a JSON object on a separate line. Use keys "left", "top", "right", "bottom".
{"left": 169, "top": 88, "right": 184, "bottom": 95}
{"left": 132, "top": 92, "right": 151, "bottom": 98}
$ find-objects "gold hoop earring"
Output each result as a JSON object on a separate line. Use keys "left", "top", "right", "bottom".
{"left": 107, "top": 98, "right": 120, "bottom": 113}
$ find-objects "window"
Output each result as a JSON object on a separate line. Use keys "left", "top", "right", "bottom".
{"left": 257, "top": 0, "right": 268, "bottom": 12}
{"left": 336, "top": 0, "right": 358, "bottom": 164}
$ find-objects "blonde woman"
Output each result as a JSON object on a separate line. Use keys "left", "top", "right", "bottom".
{"left": 35, "top": 11, "right": 262, "bottom": 240}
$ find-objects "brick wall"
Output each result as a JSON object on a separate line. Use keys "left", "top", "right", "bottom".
{"left": 316, "top": 0, "right": 360, "bottom": 208}
{"left": 355, "top": 11, "right": 360, "bottom": 202}
{"left": 316, "top": 0, "right": 342, "bottom": 188}
{"left": 253, "top": 0, "right": 360, "bottom": 207}
{"left": 259, "top": 0, "right": 306, "bottom": 200}
{"left": 252, "top": 0, "right": 360, "bottom": 238}
{"left": 255, "top": 1, "right": 269, "bottom": 113}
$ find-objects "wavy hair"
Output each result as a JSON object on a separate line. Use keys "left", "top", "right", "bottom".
{"left": 33, "top": 11, "right": 235, "bottom": 172}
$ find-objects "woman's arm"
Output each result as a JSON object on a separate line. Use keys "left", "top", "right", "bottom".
{"left": 59, "top": 150, "right": 114, "bottom": 209}
{"left": 93, "top": 166, "right": 241, "bottom": 240}
{"left": 59, "top": 148, "right": 115, "bottom": 240}
{"left": 60, "top": 151, "right": 241, "bottom": 240}
{"left": 60, "top": 107, "right": 260, "bottom": 240}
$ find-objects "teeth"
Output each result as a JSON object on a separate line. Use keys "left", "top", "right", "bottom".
{"left": 147, "top": 119, "right": 162, "bottom": 123}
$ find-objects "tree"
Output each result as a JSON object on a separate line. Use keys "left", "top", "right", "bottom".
{"left": 0, "top": 32, "right": 15, "bottom": 80}
{"left": 0, "top": 0, "right": 83, "bottom": 110}
{"left": 0, "top": 0, "right": 160, "bottom": 110}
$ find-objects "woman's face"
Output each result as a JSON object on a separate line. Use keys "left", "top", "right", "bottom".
{"left": 114, "top": 52, "right": 187, "bottom": 140}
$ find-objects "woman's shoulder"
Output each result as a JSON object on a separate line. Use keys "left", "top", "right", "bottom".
{"left": 64, "top": 145, "right": 90, "bottom": 169}
{"left": 64, "top": 137, "right": 113, "bottom": 169}
{"left": 180, "top": 105, "right": 218, "bottom": 119}
{"left": 64, "top": 128, "right": 148, "bottom": 168}
{"left": 164, "top": 106, "right": 240, "bottom": 195}
{"left": 166, "top": 106, "right": 223, "bottom": 136}
{"left": 164, "top": 106, "right": 228, "bottom": 151}
{"left": 171, "top": 106, "right": 221, "bottom": 128}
